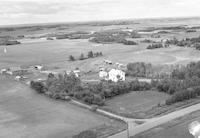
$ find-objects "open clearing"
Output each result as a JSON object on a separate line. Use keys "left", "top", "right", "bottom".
{"left": 0, "top": 76, "right": 124, "bottom": 138}
{"left": 102, "top": 91, "right": 170, "bottom": 118}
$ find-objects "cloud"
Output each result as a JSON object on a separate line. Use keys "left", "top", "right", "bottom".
{"left": 0, "top": 0, "right": 200, "bottom": 25}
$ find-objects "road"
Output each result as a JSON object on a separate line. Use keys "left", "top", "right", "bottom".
{"left": 0, "top": 77, "right": 118, "bottom": 138}
{"left": 108, "top": 101, "right": 200, "bottom": 138}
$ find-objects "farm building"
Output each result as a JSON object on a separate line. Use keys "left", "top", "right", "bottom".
{"left": 73, "top": 69, "right": 80, "bottom": 77}
{"left": 34, "top": 65, "right": 43, "bottom": 70}
{"left": 104, "top": 60, "right": 112, "bottom": 65}
{"left": 99, "top": 71, "right": 108, "bottom": 80}
{"left": 15, "top": 76, "right": 28, "bottom": 81}
{"left": 0, "top": 69, "right": 7, "bottom": 74}
{"left": 9, "top": 67, "right": 29, "bottom": 76}
{"left": 108, "top": 69, "right": 125, "bottom": 82}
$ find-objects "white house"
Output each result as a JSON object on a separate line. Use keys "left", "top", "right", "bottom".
{"left": 108, "top": 69, "right": 125, "bottom": 82}
{"left": 15, "top": 76, "right": 21, "bottom": 81}
{"left": 73, "top": 69, "right": 81, "bottom": 77}
{"left": 6, "top": 71, "right": 13, "bottom": 75}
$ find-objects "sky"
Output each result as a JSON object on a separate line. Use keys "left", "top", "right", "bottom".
{"left": 0, "top": 0, "right": 200, "bottom": 25}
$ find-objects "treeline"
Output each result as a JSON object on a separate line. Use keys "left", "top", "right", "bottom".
{"left": 30, "top": 61, "right": 200, "bottom": 106}
{"left": 146, "top": 43, "right": 169, "bottom": 49}
{"left": 126, "top": 62, "right": 174, "bottom": 78}
{"left": 126, "top": 62, "right": 153, "bottom": 77}
{"left": 89, "top": 30, "right": 139, "bottom": 45}
{"left": 0, "top": 40, "right": 21, "bottom": 46}
{"left": 155, "top": 61, "right": 200, "bottom": 105}
{"left": 166, "top": 36, "right": 200, "bottom": 50}
{"left": 69, "top": 51, "right": 103, "bottom": 61}
{"left": 31, "top": 73, "right": 152, "bottom": 106}
{"left": 56, "top": 31, "right": 91, "bottom": 40}
{"left": 90, "top": 36, "right": 137, "bottom": 45}
{"left": 141, "top": 39, "right": 156, "bottom": 43}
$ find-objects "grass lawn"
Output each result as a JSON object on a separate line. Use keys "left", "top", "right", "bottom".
{"left": 102, "top": 91, "right": 170, "bottom": 119}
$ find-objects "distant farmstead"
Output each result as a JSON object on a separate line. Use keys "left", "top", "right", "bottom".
{"left": 34, "top": 65, "right": 43, "bottom": 70}
{"left": 99, "top": 68, "right": 125, "bottom": 82}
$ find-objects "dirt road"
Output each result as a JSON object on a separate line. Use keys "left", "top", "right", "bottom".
{"left": 108, "top": 101, "right": 200, "bottom": 138}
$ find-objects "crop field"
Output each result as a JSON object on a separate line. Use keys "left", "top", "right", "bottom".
{"left": 102, "top": 91, "right": 170, "bottom": 118}
{"left": 0, "top": 76, "right": 125, "bottom": 138}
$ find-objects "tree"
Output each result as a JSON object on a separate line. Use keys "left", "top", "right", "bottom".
{"left": 69, "top": 55, "right": 75, "bottom": 61}
{"left": 30, "top": 81, "right": 47, "bottom": 93}
{"left": 79, "top": 53, "right": 85, "bottom": 60}
{"left": 87, "top": 51, "right": 94, "bottom": 58}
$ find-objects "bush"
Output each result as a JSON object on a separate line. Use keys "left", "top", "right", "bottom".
{"left": 79, "top": 53, "right": 85, "bottom": 60}
{"left": 30, "top": 81, "right": 47, "bottom": 93}
{"left": 147, "top": 43, "right": 163, "bottom": 49}
{"left": 87, "top": 51, "right": 94, "bottom": 58}
{"left": 122, "top": 40, "right": 137, "bottom": 45}
{"left": 69, "top": 55, "right": 75, "bottom": 61}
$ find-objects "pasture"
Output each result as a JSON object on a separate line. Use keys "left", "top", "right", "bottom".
{"left": 102, "top": 91, "right": 170, "bottom": 119}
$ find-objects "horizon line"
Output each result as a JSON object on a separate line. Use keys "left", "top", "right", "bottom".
{"left": 0, "top": 16, "right": 200, "bottom": 28}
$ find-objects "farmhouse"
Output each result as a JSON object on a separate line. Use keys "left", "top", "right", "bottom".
{"left": 108, "top": 69, "right": 125, "bottom": 82}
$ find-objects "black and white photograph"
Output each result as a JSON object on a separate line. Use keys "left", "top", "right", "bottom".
{"left": 1, "top": 0, "right": 200, "bottom": 138}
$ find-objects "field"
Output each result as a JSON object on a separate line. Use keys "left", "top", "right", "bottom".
{"left": 0, "top": 76, "right": 124, "bottom": 138}
{"left": 1, "top": 18, "right": 200, "bottom": 72}
{"left": 102, "top": 91, "right": 170, "bottom": 118}
{"left": 1, "top": 38, "right": 200, "bottom": 71}
{"left": 2, "top": 18, "right": 200, "bottom": 138}
{"left": 133, "top": 110, "right": 200, "bottom": 138}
